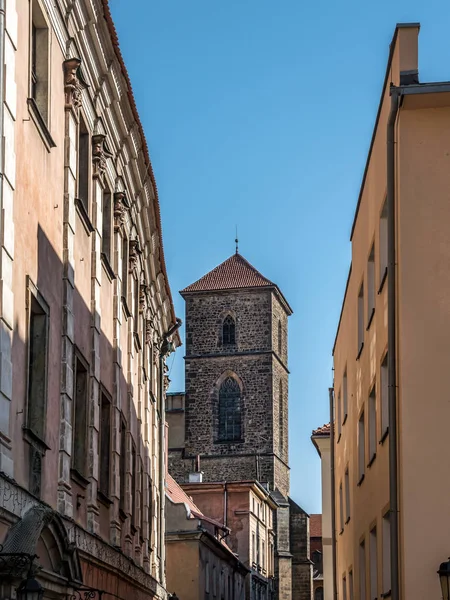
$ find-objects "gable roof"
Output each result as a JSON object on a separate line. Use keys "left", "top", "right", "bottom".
{"left": 181, "top": 253, "right": 293, "bottom": 314}
{"left": 310, "top": 514, "right": 322, "bottom": 538}
{"left": 166, "top": 473, "right": 202, "bottom": 515}
{"left": 311, "top": 423, "right": 331, "bottom": 437}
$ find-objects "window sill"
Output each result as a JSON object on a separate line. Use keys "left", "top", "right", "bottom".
{"left": 356, "top": 342, "right": 364, "bottom": 361}
{"left": 357, "top": 473, "right": 365, "bottom": 487}
{"left": 27, "top": 98, "right": 56, "bottom": 151}
{"left": 339, "top": 528, "right": 344, "bottom": 536}
{"left": 367, "top": 452, "right": 377, "bottom": 468}
{"left": 130, "top": 524, "right": 137, "bottom": 536}
{"left": 366, "top": 308, "right": 375, "bottom": 331}
{"left": 381, "top": 591, "right": 391, "bottom": 599}
{"left": 101, "top": 253, "right": 116, "bottom": 281}
{"left": 70, "top": 468, "right": 90, "bottom": 489}
{"left": 98, "top": 490, "right": 113, "bottom": 507}
{"left": 122, "top": 296, "right": 132, "bottom": 319}
{"left": 345, "top": 516, "right": 351, "bottom": 525}
{"left": 22, "top": 427, "right": 50, "bottom": 454}
{"left": 342, "top": 413, "right": 348, "bottom": 426}
{"left": 134, "top": 331, "right": 142, "bottom": 352}
{"left": 378, "top": 267, "right": 388, "bottom": 294}
{"left": 215, "top": 438, "right": 245, "bottom": 445}
{"left": 119, "top": 508, "right": 127, "bottom": 523}
{"left": 75, "top": 197, "right": 94, "bottom": 235}
{"left": 379, "top": 427, "right": 389, "bottom": 445}
{"left": 337, "top": 432, "right": 341, "bottom": 444}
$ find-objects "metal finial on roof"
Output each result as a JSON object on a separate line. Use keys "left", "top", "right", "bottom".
{"left": 235, "top": 225, "right": 239, "bottom": 254}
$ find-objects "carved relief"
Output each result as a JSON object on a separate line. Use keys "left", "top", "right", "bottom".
{"left": 129, "top": 239, "right": 141, "bottom": 272}
{"left": 145, "top": 319, "right": 153, "bottom": 345}
{"left": 139, "top": 284, "right": 147, "bottom": 313}
{"left": 92, "top": 134, "right": 107, "bottom": 179}
{"left": 63, "top": 58, "right": 82, "bottom": 109}
{"left": 114, "top": 191, "right": 127, "bottom": 231}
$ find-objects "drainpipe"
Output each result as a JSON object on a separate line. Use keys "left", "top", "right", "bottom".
{"left": 158, "top": 317, "right": 182, "bottom": 587}
{"left": 329, "top": 387, "right": 337, "bottom": 600}
{"left": 387, "top": 86, "right": 401, "bottom": 600}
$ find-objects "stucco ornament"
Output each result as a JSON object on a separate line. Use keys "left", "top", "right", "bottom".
{"left": 113, "top": 191, "right": 128, "bottom": 230}
{"left": 128, "top": 238, "right": 141, "bottom": 272}
{"left": 92, "top": 134, "right": 107, "bottom": 178}
{"left": 139, "top": 283, "right": 148, "bottom": 312}
{"left": 63, "top": 57, "right": 83, "bottom": 109}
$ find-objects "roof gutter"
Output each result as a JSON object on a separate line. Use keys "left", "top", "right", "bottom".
{"left": 387, "top": 86, "right": 401, "bottom": 600}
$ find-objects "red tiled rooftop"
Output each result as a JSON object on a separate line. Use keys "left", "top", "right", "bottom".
{"left": 181, "top": 253, "right": 275, "bottom": 294}
{"left": 166, "top": 474, "right": 202, "bottom": 515}
{"left": 310, "top": 514, "right": 322, "bottom": 538}
{"left": 312, "top": 423, "right": 331, "bottom": 436}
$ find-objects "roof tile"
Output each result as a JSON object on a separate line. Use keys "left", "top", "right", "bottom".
{"left": 310, "top": 514, "right": 322, "bottom": 538}
{"left": 312, "top": 423, "right": 331, "bottom": 436}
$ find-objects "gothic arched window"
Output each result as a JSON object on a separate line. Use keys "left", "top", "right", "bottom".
{"left": 218, "top": 377, "right": 241, "bottom": 441}
{"left": 223, "top": 315, "right": 236, "bottom": 345}
{"left": 278, "top": 320, "right": 282, "bottom": 356}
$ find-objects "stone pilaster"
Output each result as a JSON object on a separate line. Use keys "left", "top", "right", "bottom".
{"left": 0, "top": 0, "right": 18, "bottom": 478}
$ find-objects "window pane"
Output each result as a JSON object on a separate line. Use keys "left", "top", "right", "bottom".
{"left": 358, "top": 411, "right": 365, "bottom": 481}
{"left": 218, "top": 377, "right": 241, "bottom": 441}
{"left": 369, "top": 387, "right": 376, "bottom": 460}
{"left": 381, "top": 354, "right": 389, "bottom": 435}
{"left": 73, "top": 356, "right": 88, "bottom": 476}
{"left": 28, "top": 296, "right": 48, "bottom": 440}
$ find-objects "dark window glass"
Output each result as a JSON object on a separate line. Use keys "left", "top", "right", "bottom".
{"left": 102, "top": 189, "right": 112, "bottom": 262}
{"left": 99, "top": 392, "right": 111, "bottom": 496}
{"left": 73, "top": 354, "right": 88, "bottom": 476}
{"left": 218, "top": 377, "right": 241, "bottom": 441}
{"left": 222, "top": 315, "right": 235, "bottom": 345}
{"left": 27, "top": 294, "right": 48, "bottom": 441}
{"left": 119, "top": 417, "right": 126, "bottom": 512}
{"left": 78, "top": 117, "right": 90, "bottom": 212}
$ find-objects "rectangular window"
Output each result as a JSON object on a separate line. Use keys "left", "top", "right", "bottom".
{"left": 383, "top": 513, "right": 391, "bottom": 595}
{"left": 358, "top": 282, "right": 364, "bottom": 355}
{"left": 358, "top": 410, "right": 365, "bottom": 483}
{"left": 72, "top": 353, "right": 88, "bottom": 477}
{"left": 131, "top": 444, "right": 137, "bottom": 528}
{"left": 99, "top": 391, "right": 111, "bottom": 497}
{"left": 206, "top": 562, "right": 210, "bottom": 594}
{"left": 379, "top": 199, "right": 388, "bottom": 288}
{"left": 102, "top": 188, "right": 112, "bottom": 264}
{"left": 27, "top": 289, "right": 49, "bottom": 441}
{"left": 370, "top": 527, "right": 377, "bottom": 600}
{"left": 343, "top": 576, "right": 347, "bottom": 600}
{"left": 349, "top": 570, "right": 354, "bottom": 600}
{"left": 148, "top": 477, "right": 153, "bottom": 547}
{"left": 369, "top": 386, "right": 376, "bottom": 464}
{"left": 78, "top": 116, "right": 90, "bottom": 213}
{"left": 381, "top": 353, "right": 389, "bottom": 437}
{"left": 122, "top": 235, "right": 129, "bottom": 303}
{"left": 343, "top": 368, "right": 348, "bottom": 422}
{"left": 367, "top": 244, "right": 375, "bottom": 326}
{"left": 30, "top": 0, "right": 49, "bottom": 123}
{"left": 339, "top": 482, "right": 344, "bottom": 532}
{"left": 134, "top": 275, "right": 139, "bottom": 334}
{"left": 360, "top": 540, "right": 366, "bottom": 600}
{"left": 337, "top": 391, "right": 342, "bottom": 441}
{"left": 345, "top": 467, "right": 350, "bottom": 523}
{"left": 252, "top": 532, "right": 256, "bottom": 563}
{"left": 262, "top": 540, "right": 265, "bottom": 571}
{"left": 119, "top": 417, "right": 126, "bottom": 513}
{"left": 140, "top": 458, "right": 144, "bottom": 535}
{"left": 213, "top": 565, "right": 217, "bottom": 597}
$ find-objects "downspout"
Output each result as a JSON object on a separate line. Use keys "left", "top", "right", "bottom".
{"left": 158, "top": 317, "right": 182, "bottom": 587}
{"left": 329, "top": 387, "right": 337, "bottom": 600}
{"left": 387, "top": 86, "right": 401, "bottom": 600}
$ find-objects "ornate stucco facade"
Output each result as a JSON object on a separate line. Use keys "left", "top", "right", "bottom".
{"left": 0, "top": 0, "right": 180, "bottom": 598}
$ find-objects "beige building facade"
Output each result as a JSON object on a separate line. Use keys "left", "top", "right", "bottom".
{"left": 333, "top": 22, "right": 450, "bottom": 600}
{"left": 0, "top": 0, "right": 180, "bottom": 598}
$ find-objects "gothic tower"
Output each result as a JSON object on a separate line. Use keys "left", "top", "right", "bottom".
{"left": 180, "top": 252, "right": 292, "bottom": 497}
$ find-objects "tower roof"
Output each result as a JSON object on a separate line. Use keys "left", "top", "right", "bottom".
{"left": 180, "top": 253, "right": 292, "bottom": 314}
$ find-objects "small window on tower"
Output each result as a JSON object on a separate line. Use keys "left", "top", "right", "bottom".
{"left": 222, "top": 315, "right": 235, "bottom": 345}
{"left": 278, "top": 320, "right": 282, "bottom": 356}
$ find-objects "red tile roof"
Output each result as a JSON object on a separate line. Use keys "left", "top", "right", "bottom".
{"left": 166, "top": 474, "right": 202, "bottom": 515}
{"left": 181, "top": 253, "right": 274, "bottom": 294}
{"left": 312, "top": 423, "right": 331, "bottom": 436}
{"left": 310, "top": 514, "right": 322, "bottom": 538}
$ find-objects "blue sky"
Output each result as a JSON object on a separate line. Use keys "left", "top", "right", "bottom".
{"left": 109, "top": 0, "right": 450, "bottom": 514}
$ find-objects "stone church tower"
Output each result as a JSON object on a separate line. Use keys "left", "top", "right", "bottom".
{"left": 168, "top": 252, "right": 312, "bottom": 600}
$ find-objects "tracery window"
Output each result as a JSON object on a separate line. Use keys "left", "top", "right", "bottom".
{"left": 218, "top": 377, "right": 241, "bottom": 441}
{"left": 222, "top": 315, "right": 235, "bottom": 345}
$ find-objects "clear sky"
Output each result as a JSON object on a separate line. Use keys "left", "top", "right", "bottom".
{"left": 109, "top": 0, "right": 450, "bottom": 514}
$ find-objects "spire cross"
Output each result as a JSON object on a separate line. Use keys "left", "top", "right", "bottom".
{"left": 235, "top": 225, "right": 239, "bottom": 254}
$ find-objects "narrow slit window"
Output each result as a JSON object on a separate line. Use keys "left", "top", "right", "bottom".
{"left": 345, "top": 467, "right": 350, "bottom": 522}
{"left": 343, "top": 368, "right": 348, "bottom": 422}
{"left": 119, "top": 417, "right": 126, "bottom": 513}
{"left": 360, "top": 540, "right": 366, "bottom": 600}
{"left": 381, "top": 353, "right": 389, "bottom": 437}
{"left": 121, "top": 235, "right": 129, "bottom": 302}
{"left": 349, "top": 570, "right": 354, "bottom": 600}
{"left": 339, "top": 482, "right": 344, "bottom": 532}
{"left": 337, "top": 391, "right": 342, "bottom": 440}
{"left": 102, "top": 188, "right": 112, "bottom": 263}
{"left": 278, "top": 319, "right": 282, "bottom": 356}
{"left": 343, "top": 576, "right": 347, "bottom": 600}
{"left": 358, "top": 410, "right": 365, "bottom": 482}
{"left": 369, "top": 386, "right": 377, "bottom": 462}
{"left": 72, "top": 354, "right": 88, "bottom": 477}
{"left": 78, "top": 116, "right": 90, "bottom": 213}
{"left": 367, "top": 244, "right": 375, "bottom": 325}
{"left": 358, "top": 282, "right": 364, "bottom": 354}
{"left": 370, "top": 527, "right": 378, "bottom": 600}
{"left": 382, "top": 512, "right": 391, "bottom": 596}
{"left": 131, "top": 444, "right": 137, "bottom": 527}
